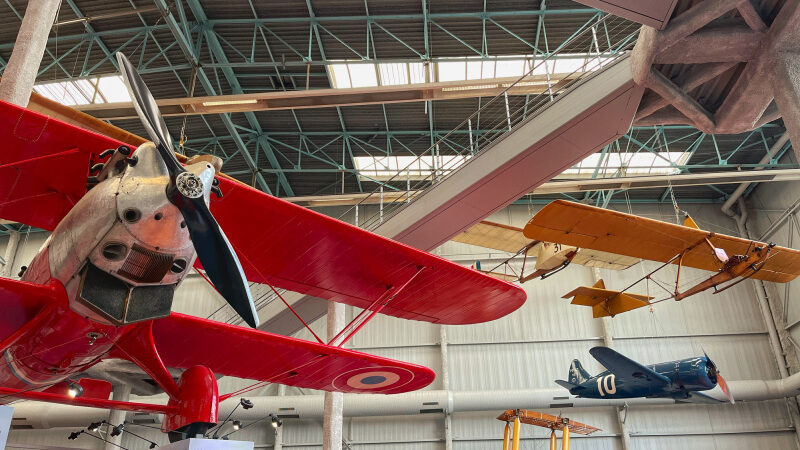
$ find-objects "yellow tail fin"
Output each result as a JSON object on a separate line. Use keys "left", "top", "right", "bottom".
{"left": 683, "top": 215, "right": 700, "bottom": 229}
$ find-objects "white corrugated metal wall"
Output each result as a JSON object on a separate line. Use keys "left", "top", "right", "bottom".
{"left": 2, "top": 195, "right": 800, "bottom": 449}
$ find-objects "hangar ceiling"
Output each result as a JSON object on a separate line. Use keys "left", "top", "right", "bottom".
{"left": 0, "top": 0, "right": 795, "bottom": 212}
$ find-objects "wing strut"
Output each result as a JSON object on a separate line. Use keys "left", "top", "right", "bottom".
{"left": 328, "top": 266, "right": 427, "bottom": 347}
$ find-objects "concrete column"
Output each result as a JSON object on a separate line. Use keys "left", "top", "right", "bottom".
{"left": 322, "top": 301, "right": 345, "bottom": 450}
{"left": 0, "top": 0, "right": 60, "bottom": 107}
{"left": 105, "top": 384, "right": 131, "bottom": 450}
{"left": 590, "top": 267, "right": 630, "bottom": 449}
{"left": 274, "top": 385, "right": 285, "bottom": 450}
{"left": 773, "top": 51, "right": 800, "bottom": 161}
{"left": 440, "top": 325, "right": 453, "bottom": 450}
{"left": 589, "top": 267, "right": 615, "bottom": 348}
{"left": 616, "top": 406, "right": 632, "bottom": 450}
{"left": 1, "top": 231, "right": 20, "bottom": 278}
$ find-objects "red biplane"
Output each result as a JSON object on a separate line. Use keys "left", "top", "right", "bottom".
{"left": 0, "top": 53, "right": 525, "bottom": 439}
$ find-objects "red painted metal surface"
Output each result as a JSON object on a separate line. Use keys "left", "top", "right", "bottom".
{"left": 0, "top": 99, "right": 526, "bottom": 325}
{"left": 0, "top": 386, "right": 176, "bottom": 414}
{"left": 209, "top": 178, "right": 526, "bottom": 324}
{"left": 43, "top": 378, "right": 112, "bottom": 400}
{"left": 163, "top": 366, "right": 219, "bottom": 432}
{"left": 0, "top": 100, "right": 124, "bottom": 231}
{"left": 113, "top": 322, "right": 181, "bottom": 399}
{"left": 152, "top": 313, "right": 436, "bottom": 394}
{"left": 0, "top": 278, "right": 60, "bottom": 342}
{"left": 0, "top": 98, "right": 523, "bottom": 429}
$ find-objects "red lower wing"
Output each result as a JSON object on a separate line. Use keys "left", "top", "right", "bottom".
{"left": 0, "top": 278, "right": 64, "bottom": 344}
{"left": 151, "top": 313, "right": 435, "bottom": 394}
{"left": 0, "top": 386, "right": 175, "bottom": 414}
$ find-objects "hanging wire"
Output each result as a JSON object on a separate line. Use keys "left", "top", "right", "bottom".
{"left": 179, "top": 65, "right": 199, "bottom": 155}
{"left": 668, "top": 180, "right": 682, "bottom": 224}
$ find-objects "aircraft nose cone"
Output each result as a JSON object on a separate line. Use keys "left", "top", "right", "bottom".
{"left": 706, "top": 359, "right": 718, "bottom": 383}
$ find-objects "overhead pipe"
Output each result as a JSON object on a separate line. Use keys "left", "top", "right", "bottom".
{"left": 721, "top": 133, "right": 790, "bottom": 217}
{"left": 14, "top": 374, "right": 800, "bottom": 430}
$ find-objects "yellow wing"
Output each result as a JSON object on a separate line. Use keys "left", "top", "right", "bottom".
{"left": 524, "top": 200, "right": 800, "bottom": 283}
{"left": 455, "top": 221, "right": 638, "bottom": 271}
{"left": 452, "top": 221, "right": 532, "bottom": 253}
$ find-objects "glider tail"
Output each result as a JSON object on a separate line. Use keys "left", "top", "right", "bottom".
{"left": 568, "top": 359, "right": 590, "bottom": 385}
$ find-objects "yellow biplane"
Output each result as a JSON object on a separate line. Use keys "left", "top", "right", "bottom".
{"left": 453, "top": 221, "right": 639, "bottom": 283}
{"left": 524, "top": 200, "right": 800, "bottom": 317}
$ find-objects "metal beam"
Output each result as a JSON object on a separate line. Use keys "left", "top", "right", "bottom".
{"left": 183, "top": 0, "right": 295, "bottom": 196}
{"left": 153, "top": 0, "right": 274, "bottom": 194}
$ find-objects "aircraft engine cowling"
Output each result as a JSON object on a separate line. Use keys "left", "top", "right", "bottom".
{"left": 675, "top": 357, "right": 718, "bottom": 391}
{"left": 48, "top": 143, "right": 206, "bottom": 326}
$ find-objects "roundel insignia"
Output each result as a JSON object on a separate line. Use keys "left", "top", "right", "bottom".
{"left": 332, "top": 366, "right": 416, "bottom": 392}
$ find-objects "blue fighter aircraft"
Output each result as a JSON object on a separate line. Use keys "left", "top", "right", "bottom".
{"left": 555, "top": 346, "right": 734, "bottom": 404}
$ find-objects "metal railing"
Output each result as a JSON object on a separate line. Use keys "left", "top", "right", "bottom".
{"left": 211, "top": 12, "right": 641, "bottom": 326}
{"left": 339, "top": 12, "right": 640, "bottom": 232}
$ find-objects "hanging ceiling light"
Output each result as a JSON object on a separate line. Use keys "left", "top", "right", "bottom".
{"left": 110, "top": 423, "right": 125, "bottom": 437}
{"left": 269, "top": 414, "right": 282, "bottom": 428}
{"left": 67, "top": 381, "right": 84, "bottom": 398}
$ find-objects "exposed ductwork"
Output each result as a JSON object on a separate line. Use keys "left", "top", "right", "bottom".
{"left": 11, "top": 375, "right": 800, "bottom": 429}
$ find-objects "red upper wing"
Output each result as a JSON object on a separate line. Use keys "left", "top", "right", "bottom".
{"left": 0, "top": 100, "right": 525, "bottom": 325}
{"left": 152, "top": 313, "right": 435, "bottom": 394}
{"left": 210, "top": 179, "right": 526, "bottom": 324}
{"left": 0, "top": 100, "right": 125, "bottom": 230}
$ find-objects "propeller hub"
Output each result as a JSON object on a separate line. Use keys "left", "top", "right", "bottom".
{"left": 176, "top": 172, "right": 205, "bottom": 199}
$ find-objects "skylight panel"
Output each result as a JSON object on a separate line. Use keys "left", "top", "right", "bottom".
{"left": 96, "top": 76, "right": 131, "bottom": 102}
{"left": 330, "top": 64, "right": 352, "bottom": 89}
{"left": 466, "top": 60, "right": 484, "bottom": 80}
{"left": 409, "top": 63, "right": 426, "bottom": 83}
{"left": 560, "top": 152, "right": 689, "bottom": 177}
{"left": 552, "top": 57, "right": 587, "bottom": 74}
{"left": 33, "top": 75, "right": 131, "bottom": 106}
{"left": 378, "top": 62, "right": 408, "bottom": 86}
{"left": 495, "top": 59, "right": 525, "bottom": 78}
{"left": 328, "top": 52, "right": 613, "bottom": 89}
{"left": 347, "top": 63, "right": 378, "bottom": 88}
{"left": 354, "top": 155, "right": 469, "bottom": 181}
{"left": 438, "top": 60, "right": 465, "bottom": 82}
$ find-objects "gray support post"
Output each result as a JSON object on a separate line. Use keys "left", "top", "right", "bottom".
{"left": 616, "top": 406, "right": 632, "bottom": 450}
{"left": 0, "top": 0, "right": 60, "bottom": 107}
{"left": 274, "top": 385, "right": 285, "bottom": 450}
{"left": 440, "top": 325, "right": 453, "bottom": 450}
{"left": 1, "top": 232, "right": 20, "bottom": 278}
{"left": 590, "top": 267, "right": 614, "bottom": 348}
{"left": 323, "top": 302, "right": 345, "bottom": 450}
{"left": 104, "top": 384, "right": 131, "bottom": 450}
{"left": 590, "top": 266, "right": 630, "bottom": 449}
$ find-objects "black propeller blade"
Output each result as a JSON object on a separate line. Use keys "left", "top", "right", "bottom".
{"left": 116, "top": 52, "right": 259, "bottom": 328}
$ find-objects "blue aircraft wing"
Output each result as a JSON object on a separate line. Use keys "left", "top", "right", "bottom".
{"left": 590, "top": 347, "right": 670, "bottom": 387}
{"left": 671, "top": 391, "right": 726, "bottom": 404}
